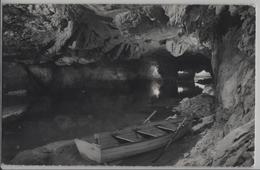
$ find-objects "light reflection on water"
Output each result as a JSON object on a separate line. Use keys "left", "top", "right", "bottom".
{"left": 2, "top": 74, "right": 208, "bottom": 163}
{"left": 177, "top": 86, "right": 189, "bottom": 93}
{"left": 150, "top": 65, "right": 161, "bottom": 79}
{"left": 2, "top": 79, "right": 176, "bottom": 163}
{"left": 148, "top": 63, "right": 162, "bottom": 98}
{"left": 195, "top": 82, "right": 206, "bottom": 89}
{"left": 150, "top": 81, "right": 161, "bottom": 98}
{"left": 177, "top": 69, "right": 212, "bottom": 97}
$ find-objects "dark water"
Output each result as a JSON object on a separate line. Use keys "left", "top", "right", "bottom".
{"left": 2, "top": 79, "right": 203, "bottom": 163}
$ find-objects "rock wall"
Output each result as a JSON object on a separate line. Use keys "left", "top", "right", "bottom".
{"left": 3, "top": 4, "right": 78, "bottom": 61}
{"left": 2, "top": 61, "right": 143, "bottom": 93}
{"left": 2, "top": 4, "right": 209, "bottom": 93}
{"left": 163, "top": 4, "right": 255, "bottom": 126}
{"left": 214, "top": 29, "right": 255, "bottom": 133}
{"left": 3, "top": 57, "right": 176, "bottom": 94}
{"left": 172, "top": 5, "right": 255, "bottom": 167}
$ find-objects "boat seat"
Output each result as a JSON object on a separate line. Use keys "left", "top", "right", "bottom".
{"left": 113, "top": 131, "right": 143, "bottom": 143}
{"left": 157, "top": 122, "right": 178, "bottom": 132}
{"left": 136, "top": 126, "right": 167, "bottom": 137}
{"left": 94, "top": 132, "right": 120, "bottom": 149}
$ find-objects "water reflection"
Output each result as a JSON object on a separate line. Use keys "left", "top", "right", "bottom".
{"left": 177, "top": 86, "right": 188, "bottom": 93}
{"left": 150, "top": 80, "right": 161, "bottom": 98}
{"left": 150, "top": 64, "right": 161, "bottom": 79}
{"left": 177, "top": 69, "right": 212, "bottom": 98}
{"left": 177, "top": 83, "right": 202, "bottom": 98}
{"left": 2, "top": 78, "right": 177, "bottom": 162}
{"left": 2, "top": 69, "right": 212, "bottom": 162}
{"left": 195, "top": 82, "right": 206, "bottom": 89}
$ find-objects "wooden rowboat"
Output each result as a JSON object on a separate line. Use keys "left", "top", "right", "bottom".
{"left": 74, "top": 116, "right": 192, "bottom": 163}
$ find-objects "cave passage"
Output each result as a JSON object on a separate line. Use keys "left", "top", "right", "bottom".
{"left": 2, "top": 48, "right": 213, "bottom": 163}
{"left": 2, "top": 4, "right": 214, "bottom": 165}
{"left": 1, "top": 3, "right": 255, "bottom": 167}
{"left": 174, "top": 52, "right": 213, "bottom": 98}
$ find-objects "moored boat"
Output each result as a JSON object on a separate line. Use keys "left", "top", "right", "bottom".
{"left": 74, "top": 115, "right": 192, "bottom": 163}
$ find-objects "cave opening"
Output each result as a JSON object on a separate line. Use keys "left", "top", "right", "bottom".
{"left": 175, "top": 52, "right": 213, "bottom": 98}
{"left": 140, "top": 49, "right": 213, "bottom": 99}
{"left": 176, "top": 52, "right": 213, "bottom": 75}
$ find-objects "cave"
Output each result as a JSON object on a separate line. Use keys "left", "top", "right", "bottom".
{"left": 1, "top": 4, "right": 255, "bottom": 167}
{"left": 176, "top": 52, "right": 212, "bottom": 76}
{"left": 174, "top": 52, "right": 213, "bottom": 98}
{"left": 140, "top": 49, "right": 178, "bottom": 98}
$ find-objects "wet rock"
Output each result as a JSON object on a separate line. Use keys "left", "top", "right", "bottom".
{"left": 176, "top": 117, "right": 254, "bottom": 167}
{"left": 49, "top": 142, "right": 89, "bottom": 165}
{"left": 174, "top": 94, "right": 215, "bottom": 119}
{"left": 47, "top": 20, "right": 73, "bottom": 55}
{"left": 162, "top": 5, "right": 186, "bottom": 26}
{"left": 11, "top": 148, "right": 51, "bottom": 165}
{"left": 192, "top": 115, "right": 214, "bottom": 134}
{"left": 215, "top": 28, "right": 255, "bottom": 111}
{"left": 2, "top": 4, "right": 211, "bottom": 64}
{"left": 213, "top": 23, "right": 255, "bottom": 139}
{"left": 184, "top": 153, "right": 190, "bottom": 158}
{"left": 11, "top": 139, "right": 74, "bottom": 165}
{"left": 222, "top": 105, "right": 254, "bottom": 137}
{"left": 2, "top": 4, "right": 77, "bottom": 60}
{"left": 175, "top": 128, "right": 218, "bottom": 167}
{"left": 212, "top": 120, "right": 254, "bottom": 167}
{"left": 202, "top": 84, "right": 215, "bottom": 96}
{"left": 166, "top": 33, "right": 210, "bottom": 57}
{"left": 114, "top": 5, "right": 169, "bottom": 35}
{"left": 215, "top": 107, "right": 233, "bottom": 124}
{"left": 10, "top": 138, "right": 97, "bottom": 165}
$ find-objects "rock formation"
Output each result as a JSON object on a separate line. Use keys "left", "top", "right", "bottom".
{"left": 3, "top": 4, "right": 255, "bottom": 167}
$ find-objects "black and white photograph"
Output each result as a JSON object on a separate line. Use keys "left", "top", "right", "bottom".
{"left": 1, "top": 1, "right": 256, "bottom": 168}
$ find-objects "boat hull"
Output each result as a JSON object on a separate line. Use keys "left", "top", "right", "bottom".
{"left": 101, "top": 134, "right": 172, "bottom": 163}
{"left": 74, "top": 117, "right": 192, "bottom": 163}
{"left": 74, "top": 139, "right": 101, "bottom": 163}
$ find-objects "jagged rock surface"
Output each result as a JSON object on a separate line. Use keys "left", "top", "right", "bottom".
{"left": 212, "top": 120, "right": 254, "bottom": 167}
{"left": 174, "top": 94, "right": 215, "bottom": 119}
{"left": 174, "top": 5, "right": 255, "bottom": 167}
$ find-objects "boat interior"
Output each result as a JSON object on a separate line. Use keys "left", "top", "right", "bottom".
{"left": 92, "top": 116, "right": 187, "bottom": 149}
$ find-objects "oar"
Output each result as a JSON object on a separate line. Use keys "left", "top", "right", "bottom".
{"left": 152, "top": 117, "right": 187, "bottom": 163}
{"left": 143, "top": 110, "right": 157, "bottom": 124}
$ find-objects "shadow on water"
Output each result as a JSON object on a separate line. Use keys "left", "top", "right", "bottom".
{"left": 2, "top": 78, "right": 204, "bottom": 163}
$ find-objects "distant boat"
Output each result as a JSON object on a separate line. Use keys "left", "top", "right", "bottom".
{"left": 74, "top": 116, "right": 192, "bottom": 163}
